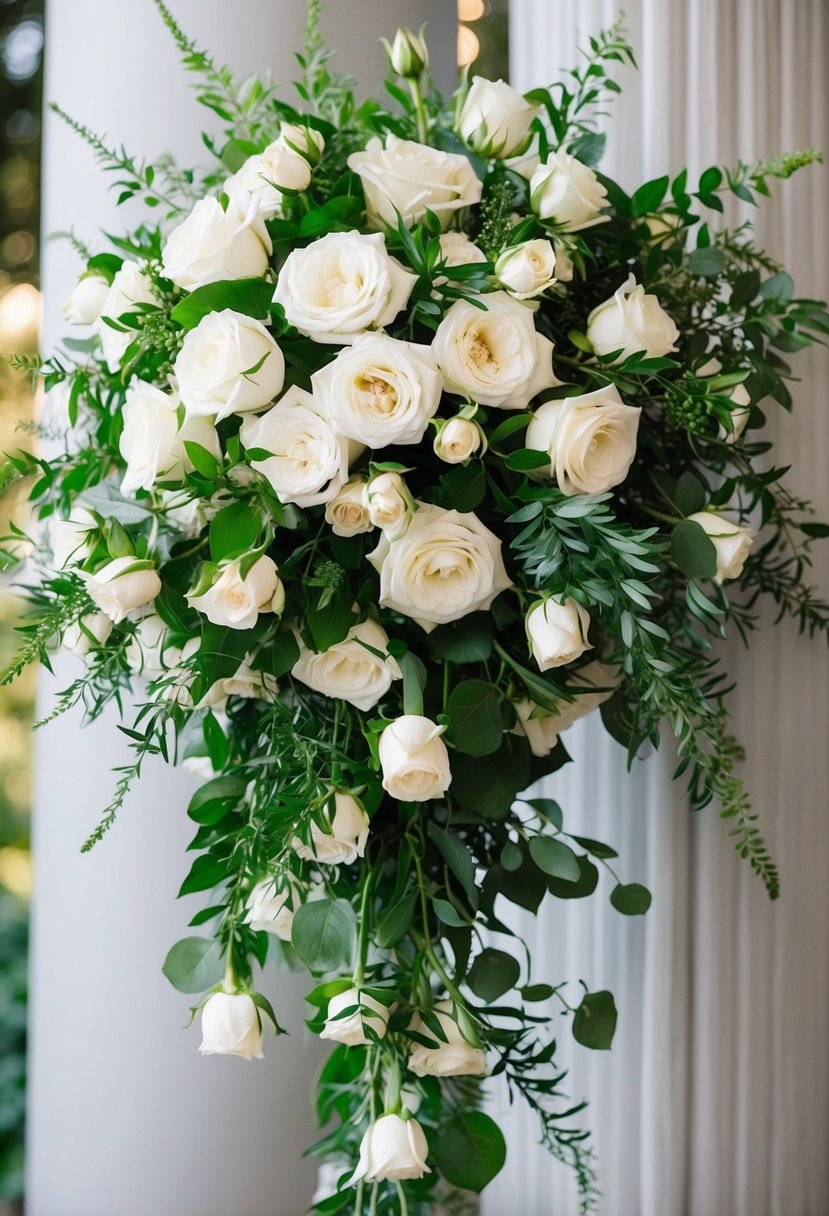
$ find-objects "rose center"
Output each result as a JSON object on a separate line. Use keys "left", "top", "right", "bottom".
{"left": 324, "top": 275, "right": 360, "bottom": 308}
{"left": 469, "top": 333, "right": 498, "bottom": 372}
{"left": 355, "top": 373, "right": 398, "bottom": 414}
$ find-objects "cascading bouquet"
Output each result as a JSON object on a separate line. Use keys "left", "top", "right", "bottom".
{"left": 3, "top": 2, "right": 828, "bottom": 1211}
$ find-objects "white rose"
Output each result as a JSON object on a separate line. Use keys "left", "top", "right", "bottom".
{"left": 273, "top": 230, "right": 416, "bottom": 345}
{"left": 386, "top": 26, "right": 429, "bottom": 78}
{"left": 293, "top": 792, "right": 370, "bottom": 866}
{"left": 587, "top": 273, "right": 679, "bottom": 362}
{"left": 220, "top": 655, "right": 279, "bottom": 701}
{"left": 48, "top": 506, "right": 98, "bottom": 569}
{"left": 513, "top": 662, "right": 619, "bottom": 755}
{"left": 62, "top": 612, "right": 113, "bottom": 659}
{"left": 438, "top": 232, "right": 487, "bottom": 269}
{"left": 155, "top": 489, "right": 207, "bottom": 539}
{"left": 348, "top": 135, "right": 482, "bottom": 231}
{"left": 433, "top": 416, "right": 486, "bottom": 464}
{"left": 349, "top": 1114, "right": 431, "bottom": 1185}
{"left": 512, "top": 698, "right": 560, "bottom": 757}
{"left": 119, "top": 381, "right": 221, "bottom": 495}
{"left": 312, "top": 333, "right": 442, "bottom": 449}
{"left": 645, "top": 210, "right": 684, "bottom": 241}
{"left": 245, "top": 877, "right": 298, "bottom": 941}
{"left": 407, "top": 1000, "right": 488, "bottom": 1077}
{"left": 320, "top": 987, "right": 390, "bottom": 1046}
{"left": 526, "top": 385, "right": 641, "bottom": 495}
{"left": 366, "top": 472, "right": 414, "bottom": 540}
{"left": 457, "top": 76, "right": 539, "bottom": 158}
{"left": 187, "top": 555, "right": 282, "bottom": 630}
{"left": 182, "top": 755, "right": 216, "bottom": 783}
{"left": 699, "top": 358, "right": 751, "bottom": 444}
{"left": 495, "top": 238, "right": 557, "bottom": 299}
{"left": 292, "top": 617, "right": 402, "bottom": 712}
{"left": 173, "top": 309, "right": 285, "bottom": 422}
{"left": 240, "top": 385, "right": 353, "bottom": 508}
{"left": 62, "top": 273, "right": 109, "bottom": 325}
{"left": 378, "top": 714, "right": 451, "bottom": 802}
{"left": 81, "top": 557, "right": 162, "bottom": 624}
{"left": 686, "top": 511, "right": 754, "bottom": 583}
{"left": 553, "top": 243, "right": 575, "bottom": 282}
{"left": 161, "top": 196, "right": 269, "bottom": 291}
{"left": 95, "top": 261, "right": 155, "bottom": 372}
{"left": 325, "top": 477, "right": 372, "bottom": 537}
{"left": 199, "top": 992, "right": 264, "bottom": 1060}
{"left": 225, "top": 144, "right": 312, "bottom": 238}
{"left": 526, "top": 597, "right": 591, "bottom": 671}
{"left": 276, "top": 122, "right": 325, "bottom": 164}
{"left": 125, "top": 613, "right": 171, "bottom": 678}
{"left": 529, "top": 151, "right": 609, "bottom": 231}
{"left": 369, "top": 503, "right": 511, "bottom": 630}
{"left": 433, "top": 292, "right": 559, "bottom": 410}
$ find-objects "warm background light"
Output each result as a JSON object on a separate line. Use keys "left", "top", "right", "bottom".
{"left": 457, "top": 24, "right": 480, "bottom": 67}
{"left": 458, "top": 0, "right": 486, "bottom": 20}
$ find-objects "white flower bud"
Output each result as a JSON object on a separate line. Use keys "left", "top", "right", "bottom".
{"left": 378, "top": 715, "right": 451, "bottom": 802}
{"left": 320, "top": 988, "right": 390, "bottom": 1046}
{"left": 526, "top": 597, "right": 592, "bottom": 671}
{"left": 349, "top": 1114, "right": 431, "bottom": 1185}
{"left": 686, "top": 512, "right": 754, "bottom": 583}
{"left": 199, "top": 992, "right": 264, "bottom": 1060}
{"left": 387, "top": 27, "right": 429, "bottom": 78}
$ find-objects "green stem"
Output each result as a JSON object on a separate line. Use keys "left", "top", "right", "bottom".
{"left": 353, "top": 865, "right": 375, "bottom": 987}
{"left": 396, "top": 1181, "right": 410, "bottom": 1216}
{"left": 407, "top": 77, "right": 429, "bottom": 145}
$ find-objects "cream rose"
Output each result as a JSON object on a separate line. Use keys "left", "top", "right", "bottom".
{"left": 293, "top": 792, "right": 370, "bottom": 866}
{"left": 225, "top": 143, "right": 312, "bottom": 234}
{"left": 587, "top": 273, "right": 679, "bottom": 362}
{"left": 369, "top": 503, "right": 511, "bottom": 630}
{"left": 348, "top": 135, "right": 482, "bottom": 231}
{"left": 187, "top": 555, "right": 282, "bottom": 630}
{"left": 173, "top": 309, "right": 285, "bottom": 422}
{"left": 699, "top": 358, "right": 751, "bottom": 444}
{"left": 457, "top": 76, "right": 539, "bottom": 158}
{"left": 686, "top": 511, "right": 754, "bottom": 583}
{"left": 273, "top": 230, "right": 416, "bottom": 344}
{"left": 81, "top": 557, "right": 162, "bottom": 625}
{"left": 438, "top": 231, "right": 487, "bottom": 269}
{"left": 245, "top": 877, "right": 298, "bottom": 941}
{"left": 292, "top": 618, "right": 402, "bottom": 712}
{"left": 125, "top": 613, "right": 172, "bottom": 679}
{"left": 199, "top": 992, "right": 264, "bottom": 1060}
{"left": 276, "top": 122, "right": 325, "bottom": 164}
{"left": 495, "top": 238, "right": 557, "bottom": 299}
{"left": 320, "top": 987, "right": 390, "bottom": 1046}
{"left": 433, "top": 292, "right": 559, "bottom": 410}
{"left": 526, "top": 384, "right": 641, "bottom": 495}
{"left": 63, "top": 272, "right": 109, "bottom": 325}
{"left": 513, "top": 661, "right": 619, "bottom": 755}
{"left": 220, "top": 655, "right": 279, "bottom": 701}
{"left": 119, "top": 381, "right": 221, "bottom": 495}
{"left": 62, "top": 612, "right": 113, "bottom": 659}
{"left": 349, "top": 1114, "right": 431, "bottom": 1185}
{"left": 553, "top": 243, "right": 575, "bottom": 282}
{"left": 312, "top": 333, "right": 442, "bottom": 448}
{"left": 378, "top": 714, "right": 451, "bottom": 802}
{"left": 325, "top": 477, "right": 372, "bottom": 537}
{"left": 48, "top": 506, "right": 98, "bottom": 569}
{"left": 433, "top": 415, "right": 486, "bottom": 464}
{"left": 366, "top": 472, "right": 414, "bottom": 540}
{"left": 529, "top": 150, "right": 609, "bottom": 231}
{"left": 95, "top": 261, "right": 155, "bottom": 372}
{"left": 161, "top": 196, "right": 269, "bottom": 291}
{"left": 526, "top": 597, "right": 592, "bottom": 671}
{"left": 240, "top": 385, "right": 353, "bottom": 508}
{"left": 407, "top": 1000, "right": 488, "bottom": 1077}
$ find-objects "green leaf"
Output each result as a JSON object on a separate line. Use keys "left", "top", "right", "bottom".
{"left": 209, "top": 501, "right": 263, "bottom": 563}
{"left": 547, "top": 854, "right": 599, "bottom": 900}
{"left": 572, "top": 989, "right": 618, "bottom": 1050}
{"left": 435, "top": 1112, "right": 507, "bottom": 1193}
{"left": 759, "top": 271, "right": 793, "bottom": 303}
{"left": 571, "top": 834, "right": 618, "bottom": 860}
{"left": 432, "top": 897, "right": 469, "bottom": 927}
{"left": 438, "top": 461, "right": 486, "bottom": 512}
{"left": 446, "top": 679, "right": 503, "bottom": 757}
{"left": 500, "top": 842, "right": 523, "bottom": 871}
{"left": 292, "top": 898, "right": 356, "bottom": 974}
{"left": 529, "top": 836, "right": 581, "bottom": 881}
{"left": 686, "top": 247, "right": 726, "bottom": 277}
{"left": 375, "top": 889, "right": 418, "bottom": 948}
{"left": 162, "top": 936, "right": 224, "bottom": 994}
{"left": 178, "top": 854, "right": 228, "bottom": 897}
{"left": 610, "top": 882, "right": 652, "bottom": 915}
{"left": 505, "top": 448, "right": 550, "bottom": 472}
{"left": 184, "top": 441, "right": 220, "bottom": 479}
{"left": 674, "top": 471, "right": 707, "bottom": 517}
{"left": 631, "top": 175, "right": 670, "bottom": 216}
{"left": 428, "top": 614, "right": 493, "bottom": 663}
{"left": 671, "top": 520, "right": 718, "bottom": 579}
{"left": 306, "top": 582, "right": 356, "bottom": 652}
{"left": 187, "top": 775, "right": 245, "bottom": 825}
{"left": 451, "top": 735, "right": 531, "bottom": 820}
{"left": 467, "top": 948, "right": 520, "bottom": 1002}
{"left": 521, "top": 983, "right": 555, "bottom": 1002}
{"left": 171, "top": 278, "right": 274, "bottom": 329}
{"left": 428, "top": 823, "right": 477, "bottom": 904}
{"left": 730, "top": 269, "right": 761, "bottom": 308}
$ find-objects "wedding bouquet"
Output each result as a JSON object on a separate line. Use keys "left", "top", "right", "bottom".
{"left": 4, "top": 3, "right": 827, "bottom": 1211}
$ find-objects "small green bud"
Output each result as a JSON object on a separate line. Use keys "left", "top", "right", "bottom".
{"left": 384, "top": 26, "right": 429, "bottom": 80}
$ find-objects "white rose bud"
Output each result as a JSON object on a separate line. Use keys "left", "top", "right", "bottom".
{"left": 125, "top": 612, "right": 171, "bottom": 679}
{"left": 277, "top": 122, "right": 325, "bottom": 165}
{"left": 62, "top": 612, "right": 113, "bottom": 659}
{"left": 698, "top": 358, "right": 751, "bottom": 444}
{"left": 348, "top": 136, "right": 482, "bottom": 232}
{"left": 407, "top": 1000, "right": 488, "bottom": 1077}
{"left": 526, "top": 597, "right": 591, "bottom": 671}
{"left": 245, "top": 877, "right": 298, "bottom": 941}
{"left": 378, "top": 714, "right": 451, "bottom": 802}
{"left": 530, "top": 151, "right": 609, "bottom": 231}
{"left": 553, "top": 243, "right": 575, "bottom": 282}
{"left": 199, "top": 992, "right": 264, "bottom": 1061}
{"left": 325, "top": 477, "right": 372, "bottom": 538}
{"left": 386, "top": 26, "right": 429, "bottom": 78}
{"left": 433, "top": 416, "right": 486, "bottom": 464}
{"left": 62, "top": 272, "right": 109, "bottom": 325}
{"left": 174, "top": 309, "right": 285, "bottom": 422}
{"left": 587, "top": 273, "right": 679, "bottom": 362}
{"left": 81, "top": 558, "right": 162, "bottom": 625}
{"left": 119, "top": 381, "right": 221, "bottom": 495}
{"left": 495, "top": 238, "right": 557, "bottom": 299}
{"left": 155, "top": 489, "right": 207, "bottom": 539}
{"left": 433, "top": 292, "right": 559, "bottom": 411}
{"left": 224, "top": 143, "right": 313, "bottom": 239}
{"left": 366, "top": 472, "right": 415, "bottom": 540}
{"left": 512, "top": 698, "right": 561, "bottom": 757}
{"left": 292, "top": 618, "right": 402, "bottom": 712}
{"left": 457, "top": 76, "right": 539, "bottom": 158}
{"left": 161, "top": 196, "right": 269, "bottom": 291}
{"left": 320, "top": 987, "right": 390, "bottom": 1046}
{"left": 48, "top": 506, "right": 98, "bottom": 569}
{"left": 526, "top": 385, "right": 641, "bottom": 495}
{"left": 186, "top": 555, "right": 282, "bottom": 631}
{"left": 349, "top": 1114, "right": 431, "bottom": 1185}
{"left": 686, "top": 511, "right": 754, "bottom": 584}
{"left": 438, "top": 232, "right": 488, "bottom": 271}
{"left": 293, "top": 792, "right": 370, "bottom": 867}
{"left": 95, "top": 261, "right": 155, "bottom": 372}
{"left": 273, "top": 230, "right": 417, "bottom": 344}
{"left": 218, "top": 655, "right": 279, "bottom": 701}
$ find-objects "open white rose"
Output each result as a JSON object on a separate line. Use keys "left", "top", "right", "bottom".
{"left": 457, "top": 76, "right": 539, "bottom": 158}
{"left": 312, "top": 333, "right": 442, "bottom": 449}
{"left": 495, "top": 238, "right": 557, "bottom": 299}
{"left": 293, "top": 792, "right": 370, "bottom": 866}
{"left": 62, "top": 612, "right": 113, "bottom": 659}
{"left": 407, "top": 1000, "right": 488, "bottom": 1077}
{"left": 366, "top": 472, "right": 414, "bottom": 540}
{"left": 81, "top": 557, "right": 162, "bottom": 625}
{"left": 48, "top": 506, "right": 98, "bottom": 569}
{"left": 63, "top": 272, "right": 109, "bottom": 325}
{"left": 433, "top": 292, "right": 559, "bottom": 410}
{"left": 125, "top": 613, "right": 171, "bottom": 679}
{"left": 225, "top": 143, "right": 312, "bottom": 237}
{"left": 174, "top": 309, "right": 285, "bottom": 422}
{"left": 526, "top": 597, "right": 592, "bottom": 671}
{"left": 686, "top": 511, "right": 754, "bottom": 583}
{"left": 199, "top": 992, "right": 264, "bottom": 1061}
{"left": 320, "top": 988, "right": 390, "bottom": 1046}
{"left": 378, "top": 714, "right": 451, "bottom": 802}
{"left": 349, "top": 1114, "right": 431, "bottom": 1185}
{"left": 438, "top": 231, "right": 487, "bottom": 269}
{"left": 526, "top": 385, "right": 641, "bottom": 495}
{"left": 325, "top": 477, "right": 372, "bottom": 537}
{"left": 273, "top": 230, "right": 416, "bottom": 344}
{"left": 245, "top": 877, "right": 298, "bottom": 941}
{"left": 369, "top": 503, "right": 511, "bottom": 630}
{"left": 348, "top": 135, "right": 482, "bottom": 231}
{"left": 240, "top": 385, "right": 353, "bottom": 508}
{"left": 161, "top": 196, "right": 269, "bottom": 291}
{"left": 95, "top": 261, "right": 155, "bottom": 372}
{"left": 119, "top": 381, "right": 221, "bottom": 495}
{"left": 698, "top": 358, "right": 751, "bottom": 444}
{"left": 529, "top": 151, "right": 609, "bottom": 231}
{"left": 187, "top": 555, "right": 282, "bottom": 630}
{"left": 587, "top": 273, "right": 679, "bottom": 362}
{"left": 513, "top": 661, "right": 619, "bottom": 755}
{"left": 292, "top": 617, "right": 402, "bottom": 712}
{"left": 433, "top": 416, "right": 486, "bottom": 464}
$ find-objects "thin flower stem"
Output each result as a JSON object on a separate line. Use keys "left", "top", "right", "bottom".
{"left": 396, "top": 1181, "right": 410, "bottom": 1216}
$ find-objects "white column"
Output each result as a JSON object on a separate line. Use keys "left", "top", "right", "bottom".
{"left": 27, "top": 4, "right": 453, "bottom": 1215}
